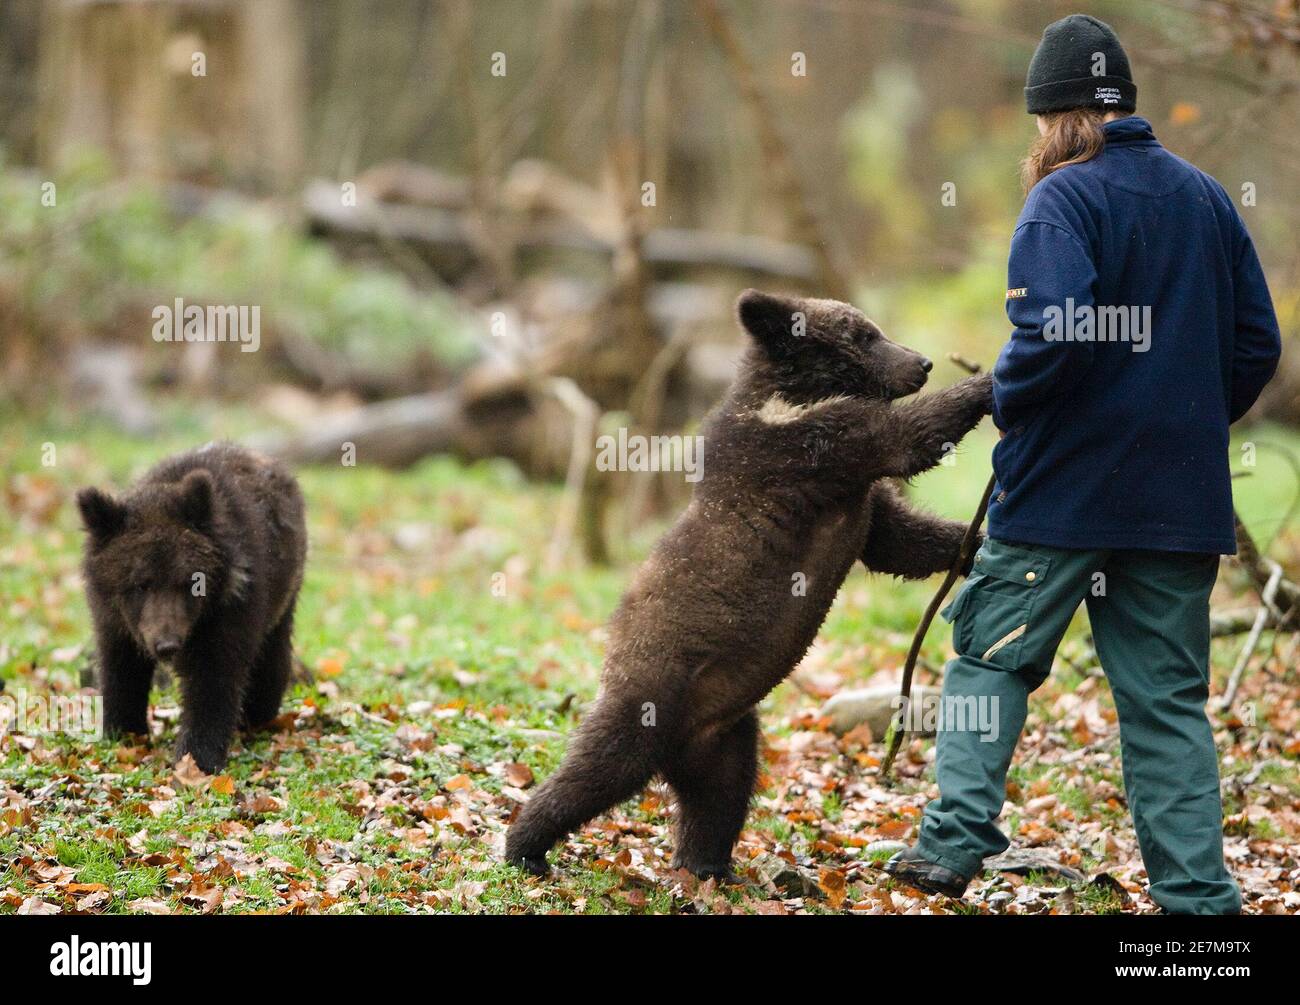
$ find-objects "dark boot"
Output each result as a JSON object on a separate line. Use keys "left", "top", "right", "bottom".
{"left": 884, "top": 847, "right": 971, "bottom": 897}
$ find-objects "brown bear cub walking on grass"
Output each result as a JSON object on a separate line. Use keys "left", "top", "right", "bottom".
{"left": 78, "top": 442, "right": 306, "bottom": 774}
{"left": 506, "top": 290, "right": 992, "bottom": 879}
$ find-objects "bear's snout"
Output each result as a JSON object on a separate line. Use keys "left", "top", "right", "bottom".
{"left": 898, "top": 358, "right": 931, "bottom": 396}
{"left": 137, "top": 593, "right": 195, "bottom": 663}
{"left": 870, "top": 337, "right": 933, "bottom": 399}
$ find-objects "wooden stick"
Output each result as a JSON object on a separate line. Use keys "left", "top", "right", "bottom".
{"left": 880, "top": 474, "right": 993, "bottom": 779}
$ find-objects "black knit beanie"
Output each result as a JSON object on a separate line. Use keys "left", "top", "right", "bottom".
{"left": 1025, "top": 14, "right": 1136, "bottom": 114}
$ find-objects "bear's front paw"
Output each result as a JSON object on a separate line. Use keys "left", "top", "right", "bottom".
{"left": 103, "top": 716, "right": 150, "bottom": 740}
{"left": 690, "top": 864, "right": 741, "bottom": 884}
{"left": 507, "top": 852, "right": 550, "bottom": 877}
{"left": 175, "top": 734, "right": 228, "bottom": 775}
{"left": 969, "top": 372, "right": 994, "bottom": 414}
{"left": 673, "top": 855, "right": 740, "bottom": 884}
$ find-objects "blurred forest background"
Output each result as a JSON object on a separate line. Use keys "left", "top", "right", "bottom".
{"left": 0, "top": 0, "right": 1298, "bottom": 915}
{"left": 2, "top": 0, "right": 1298, "bottom": 485}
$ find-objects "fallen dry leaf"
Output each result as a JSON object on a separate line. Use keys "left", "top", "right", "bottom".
{"left": 18, "top": 896, "right": 61, "bottom": 915}
{"left": 818, "top": 867, "right": 848, "bottom": 910}
{"left": 180, "top": 886, "right": 223, "bottom": 915}
{"left": 325, "top": 865, "right": 363, "bottom": 896}
{"left": 126, "top": 898, "right": 172, "bottom": 915}
{"left": 503, "top": 762, "right": 534, "bottom": 788}
{"left": 75, "top": 890, "right": 110, "bottom": 912}
{"left": 173, "top": 754, "right": 211, "bottom": 788}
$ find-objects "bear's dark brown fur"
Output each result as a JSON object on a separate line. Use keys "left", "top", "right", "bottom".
{"left": 77, "top": 442, "right": 306, "bottom": 774}
{"left": 506, "top": 289, "right": 991, "bottom": 878}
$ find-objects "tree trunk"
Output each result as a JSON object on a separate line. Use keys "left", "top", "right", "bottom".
{"left": 38, "top": 0, "right": 304, "bottom": 192}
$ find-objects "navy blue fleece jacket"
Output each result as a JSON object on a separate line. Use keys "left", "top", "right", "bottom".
{"left": 988, "top": 116, "right": 1281, "bottom": 554}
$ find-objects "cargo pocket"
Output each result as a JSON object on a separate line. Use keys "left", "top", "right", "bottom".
{"left": 944, "top": 540, "right": 1050, "bottom": 671}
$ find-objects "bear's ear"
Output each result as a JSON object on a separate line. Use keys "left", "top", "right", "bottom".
{"left": 736, "top": 289, "right": 803, "bottom": 357}
{"left": 176, "top": 470, "right": 215, "bottom": 529}
{"left": 76, "top": 487, "right": 127, "bottom": 541}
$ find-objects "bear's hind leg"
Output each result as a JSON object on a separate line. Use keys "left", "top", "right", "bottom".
{"left": 242, "top": 605, "right": 295, "bottom": 729}
{"left": 665, "top": 709, "right": 759, "bottom": 880}
{"left": 506, "top": 697, "right": 657, "bottom": 874}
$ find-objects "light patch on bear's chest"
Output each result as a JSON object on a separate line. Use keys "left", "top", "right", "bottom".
{"left": 755, "top": 394, "right": 852, "bottom": 426}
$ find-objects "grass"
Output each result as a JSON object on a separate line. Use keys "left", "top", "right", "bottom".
{"left": 0, "top": 153, "right": 478, "bottom": 369}
{"left": 1, "top": 398, "right": 1297, "bottom": 914}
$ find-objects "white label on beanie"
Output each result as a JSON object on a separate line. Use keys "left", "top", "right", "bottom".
{"left": 1095, "top": 86, "right": 1121, "bottom": 105}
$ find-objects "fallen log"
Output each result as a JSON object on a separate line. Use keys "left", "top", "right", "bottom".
{"left": 248, "top": 389, "right": 469, "bottom": 468}
{"left": 303, "top": 180, "right": 820, "bottom": 284}
{"left": 248, "top": 377, "right": 579, "bottom": 480}
{"left": 266, "top": 327, "right": 450, "bottom": 400}
{"left": 1210, "top": 606, "right": 1286, "bottom": 635}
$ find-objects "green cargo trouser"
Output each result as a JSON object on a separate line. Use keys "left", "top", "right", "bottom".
{"left": 916, "top": 538, "right": 1241, "bottom": 915}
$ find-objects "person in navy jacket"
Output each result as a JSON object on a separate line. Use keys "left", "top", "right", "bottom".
{"left": 888, "top": 14, "right": 1281, "bottom": 914}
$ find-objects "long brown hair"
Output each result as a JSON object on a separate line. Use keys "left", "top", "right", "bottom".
{"left": 1020, "top": 108, "right": 1108, "bottom": 192}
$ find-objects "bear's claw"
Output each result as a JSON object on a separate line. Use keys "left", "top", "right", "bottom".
{"left": 675, "top": 860, "right": 740, "bottom": 884}
{"left": 508, "top": 853, "right": 550, "bottom": 877}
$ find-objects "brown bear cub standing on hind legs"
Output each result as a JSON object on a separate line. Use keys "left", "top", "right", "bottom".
{"left": 506, "top": 289, "right": 993, "bottom": 879}
{"left": 78, "top": 442, "right": 306, "bottom": 774}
